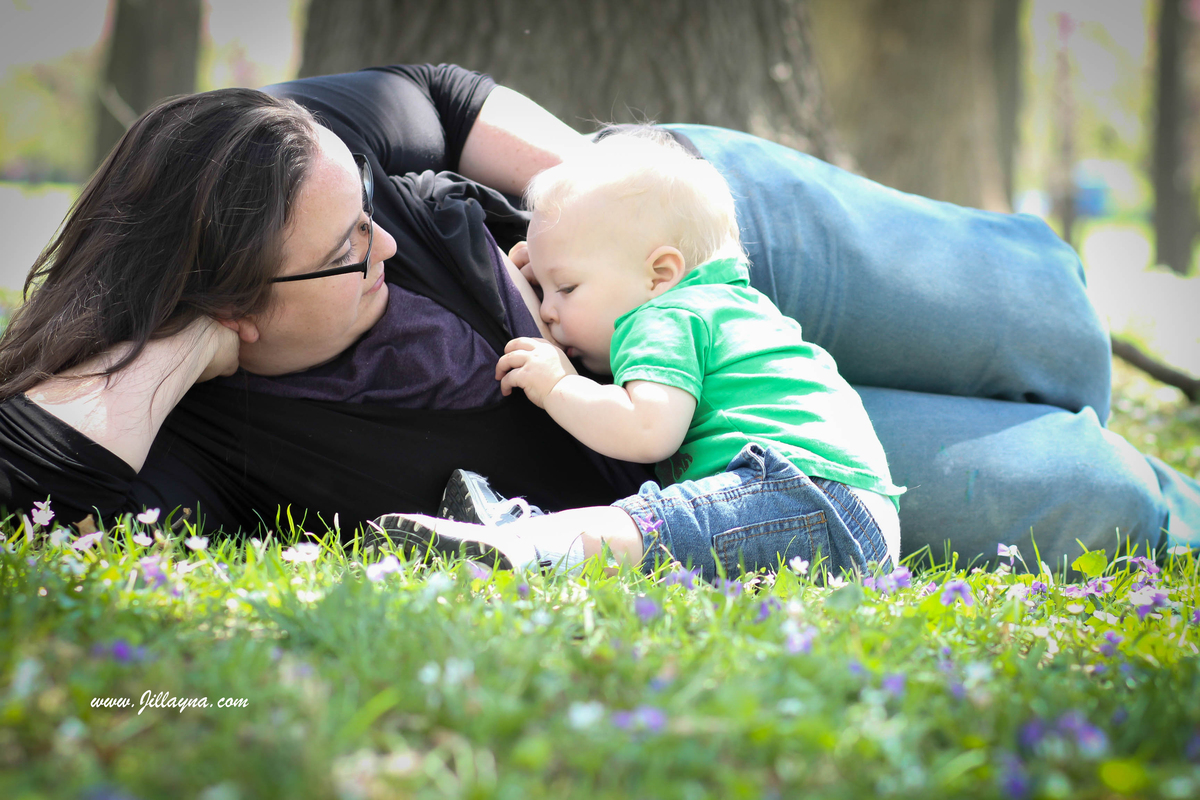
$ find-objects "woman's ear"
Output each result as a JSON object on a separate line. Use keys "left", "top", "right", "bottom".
{"left": 646, "top": 246, "right": 686, "bottom": 296}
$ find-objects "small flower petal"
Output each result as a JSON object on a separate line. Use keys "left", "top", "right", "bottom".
{"left": 281, "top": 543, "right": 321, "bottom": 563}
{"left": 365, "top": 555, "right": 402, "bottom": 582}
{"left": 31, "top": 500, "right": 54, "bottom": 527}
{"left": 136, "top": 508, "right": 160, "bottom": 525}
{"left": 184, "top": 536, "right": 208, "bottom": 551}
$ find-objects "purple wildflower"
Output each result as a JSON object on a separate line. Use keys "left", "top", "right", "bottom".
{"left": 919, "top": 582, "right": 938, "bottom": 597}
{"left": 464, "top": 561, "right": 492, "bottom": 581}
{"left": 135, "top": 508, "right": 160, "bottom": 525}
{"left": 847, "top": 659, "right": 866, "bottom": 677}
{"left": 1186, "top": 730, "right": 1200, "bottom": 762}
{"left": 998, "top": 543, "right": 1021, "bottom": 566}
{"left": 516, "top": 583, "right": 530, "bottom": 600}
{"left": 1029, "top": 580, "right": 1049, "bottom": 594}
{"left": 611, "top": 705, "right": 666, "bottom": 733}
{"left": 1111, "top": 707, "right": 1128, "bottom": 725}
{"left": 1086, "top": 576, "right": 1113, "bottom": 596}
{"left": 785, "top": 625, "right": 817, "bottom": 655}
{"left": 882, "top": 672, "right": 906, "bottom": 696}
{"left": 634, "top": 595, "right": 660, "bottom": 624}
{"left": 1062, "top": 584, "right": 1087, "bottom": 599}
{"left": 1131, "top": 574, "right": 1161, "bottom": 592}
{"left": 1057, "top": 711, "right": 1108, "bottom": 758}
{"left": 756, "top": 598, "right": 781, "bottom": 623}
{"left": 715, "top": 577, "right": 743, "bottom": 598}
{"left": 949, "top": 681, "right": 966, "bottom": 700}
{"left": 662, "top": 567, "right": 700, "bottom": 590}
{"left": 940, "top": 579, "right": 974, "bottom": 607}
{"left": 636, "top": 514, "right": 663, "bottom": 535}
{"left": 998, "top": 754, "right": 1031, "bottom": 800}
{"left": 92, "top": 639, "right": 146, "bottom": 663}
{"left": 1130, "top": 588, "right": 1168, "bottom": 620}
{"left": 1192, "top": 609, "right": 1199, "bottom": 625}
{"left": 1018, "top": 718, "right": 1046, "bottom": 752}
{"left": 866, "top": 566, "right": 914, "bottom": 594}
{"left": 1129, "top": 556, "right": 1161, "bottom": 575}
{"left": 1098, "top": 631, "right": 1123, "bottom": 657}
{"left": 139, "top": 556, "right": 167, "bottom": 589}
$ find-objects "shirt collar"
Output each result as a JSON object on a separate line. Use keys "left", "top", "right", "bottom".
{"left": 675, "top": 256, "right": 750, "bottom": 289}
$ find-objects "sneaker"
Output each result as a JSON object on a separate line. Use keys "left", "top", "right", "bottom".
{"left": 439, "top": 469, "right": 545, "bottom": 526}
{"left": 369, "top": 513, "right": 547, "bottom": 571}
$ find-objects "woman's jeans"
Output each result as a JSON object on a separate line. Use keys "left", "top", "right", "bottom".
{"left": 670, "top": 124, "right": 1200, "bottom": 566}
{"left": 613, "top": 443, "right": 892, "bottom": 581}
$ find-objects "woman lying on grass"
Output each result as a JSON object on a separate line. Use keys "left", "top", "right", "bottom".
{"left": 0, "top": 64, "right": 1194, "bottom": 570}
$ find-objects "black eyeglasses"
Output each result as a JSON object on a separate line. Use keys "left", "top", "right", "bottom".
{"left": 271, "top": 153, "right": 376, "bottom": 283}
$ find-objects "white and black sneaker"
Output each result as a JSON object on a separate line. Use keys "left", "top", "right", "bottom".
{"left": 438, "top": 469, "right": 545, "bottom": 526}
{"left": 369, "top": 513, "right": 548, "bottom": 572}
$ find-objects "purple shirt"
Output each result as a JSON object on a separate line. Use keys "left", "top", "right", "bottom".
{"left": 226, "top": 229, "right": 541, "bottom": 408}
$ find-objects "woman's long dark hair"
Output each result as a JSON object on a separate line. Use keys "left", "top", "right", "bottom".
{"left": 0, "top": 88, "right": 318, "bottom": 400}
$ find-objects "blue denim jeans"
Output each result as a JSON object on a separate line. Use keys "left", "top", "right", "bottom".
{"left": 668, "top": 124, "right": 1199, "bottom": 564}
{"left": 613, "top": 443, "right": 892, "bottom": 581}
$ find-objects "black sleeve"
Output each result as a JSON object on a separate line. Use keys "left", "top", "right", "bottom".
{"left": 0, "top": 395, "right": 137, "bottom": 525}
{"left": 264, "top": 64, "right": 495, "bottom": 176}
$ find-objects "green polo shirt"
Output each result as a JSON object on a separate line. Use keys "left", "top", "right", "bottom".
{"left": 610, "top": 256, "right": 904, "bottom": 507}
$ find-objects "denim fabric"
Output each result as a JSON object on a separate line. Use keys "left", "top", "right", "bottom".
{"left": 669, "top": 123, "right": 1200, "bottom": 565}
{"left": 612, "top": 443, "right": 892, "bottom": 581}
{"left": 667, "top": 123, "right": 1113, "bottom": 419}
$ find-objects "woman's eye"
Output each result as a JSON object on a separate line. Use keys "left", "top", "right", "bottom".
{"left": 333, "top": 248, "right": 355, "bottom": 267}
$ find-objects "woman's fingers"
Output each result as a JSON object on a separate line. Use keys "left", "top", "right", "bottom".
{"left": 197, "top": 319, "right": 242, "bottom": 382}
{"left": 508, "top": 240, "right": 530, "bottom": 269}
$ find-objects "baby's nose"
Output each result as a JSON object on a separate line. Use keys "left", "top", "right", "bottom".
{"left": 539, "top": 300, "right": 557, "bottom": 324}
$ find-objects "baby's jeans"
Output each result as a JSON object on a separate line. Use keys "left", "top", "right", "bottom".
{"left": 612, "top": 443, "right": 893, "bottom": 581}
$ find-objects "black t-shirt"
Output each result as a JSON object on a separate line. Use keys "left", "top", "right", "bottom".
{"left": 0, "top": 64, "right": 651, "bottom": 533}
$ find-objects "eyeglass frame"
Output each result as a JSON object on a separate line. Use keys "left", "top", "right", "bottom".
{"left": 270, "top": 153, "right": 376, "bottom": 284}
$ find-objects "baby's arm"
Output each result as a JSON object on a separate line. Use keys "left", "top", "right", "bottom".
{"left": 497, "top": 338, "right": 695, "bottom": 463}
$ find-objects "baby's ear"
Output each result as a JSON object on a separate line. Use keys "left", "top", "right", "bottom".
{"left": 647, "top": 246, "right": 686, "bottom": 295}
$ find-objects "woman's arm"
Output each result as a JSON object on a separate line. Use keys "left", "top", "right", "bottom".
{"left": 458, "top": 86, "right": 592, "bottom": 197}
{"left": 24, "top": 318, "right": 239, "bottom": 472}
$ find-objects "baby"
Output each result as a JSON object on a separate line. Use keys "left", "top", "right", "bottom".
{"left": 383, "top": 131, "right": 903, "bottom": 579}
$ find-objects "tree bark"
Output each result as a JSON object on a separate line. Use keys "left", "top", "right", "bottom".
{"left": 1153, "top": 0, "right": 1198, "bottom": 275}
{"left": 299, "top": 0, "right": 845, "bottom": 163}
{"left": 92, "top": 0, "right": 202, "bottom": 170}
{"left": 807, "top": 0, "right": 1013, "bottom": 210}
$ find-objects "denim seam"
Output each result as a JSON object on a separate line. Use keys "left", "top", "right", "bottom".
{"left": 714, "top": 511, "right": 825, "bottom": 562}
{"left": 815, "top": 478, "right": 891, "bottom": 569}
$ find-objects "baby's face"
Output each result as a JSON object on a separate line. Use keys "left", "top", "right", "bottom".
{"left": 526, "top": 195, "right": 656, "bottom": 375}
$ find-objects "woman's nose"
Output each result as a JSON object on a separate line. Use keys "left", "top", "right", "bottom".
{"left": 374, "top": 220, "right": 398, "bottom": 263}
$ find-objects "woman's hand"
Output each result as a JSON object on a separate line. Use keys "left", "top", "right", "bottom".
{"left": 496, "top": 337, "right": 577, "bottom": 408}
{"left": 196, "top": 319, "right": 242, "bottom": 383}
{"left": 27, "top": 316, "right": 245, "bottom": 471}
{"left": 508, "top": 241, "right": 540, "bottom": 291}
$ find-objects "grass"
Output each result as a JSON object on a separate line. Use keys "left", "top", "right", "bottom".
{"left": 1, "top": 504, "right": 1198, "bottom": 799}
{"left": 1, "top": 221, "right": 1198, "bottom": 798}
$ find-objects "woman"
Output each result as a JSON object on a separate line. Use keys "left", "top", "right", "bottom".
{"left": 0, "top": 64, "right": 1193, "bottom": 566}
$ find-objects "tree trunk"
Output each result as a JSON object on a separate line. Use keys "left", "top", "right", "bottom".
{"left": 1153, "top": 0, "right": 1198, "bottom": 275}
{"left": 808, "top": 0, "right": 1013, "bottom": 211}
{"left": 92, "top": 0, "right": 202, "bottom": 170}
{"left": 299, "top": 0, "right": 845, "bottom": 164}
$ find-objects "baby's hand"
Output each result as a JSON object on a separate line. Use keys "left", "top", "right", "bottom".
{"left": 496, "top": 337, "right": 577, "bottom": 408}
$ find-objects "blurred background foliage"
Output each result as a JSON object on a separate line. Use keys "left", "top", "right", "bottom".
{"left": 0, "top": 0, "right": 1196, "bottom": 473}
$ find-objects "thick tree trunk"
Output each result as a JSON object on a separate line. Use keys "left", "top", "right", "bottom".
{"left": 808, "top": 0, "right": 1013, "bottom": 211}
{"left": 299, "top": 0, "right": 845, "bottom": 163}
{"left": 1153, "top": 0, "right": 1198, "bottom": 275}
{"left": 92, "top": 0, "right": 202, "bottom": 170}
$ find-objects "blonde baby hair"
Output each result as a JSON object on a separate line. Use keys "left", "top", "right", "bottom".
{"left": 525, "top": 128, "right": 744, "bottom": 269}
